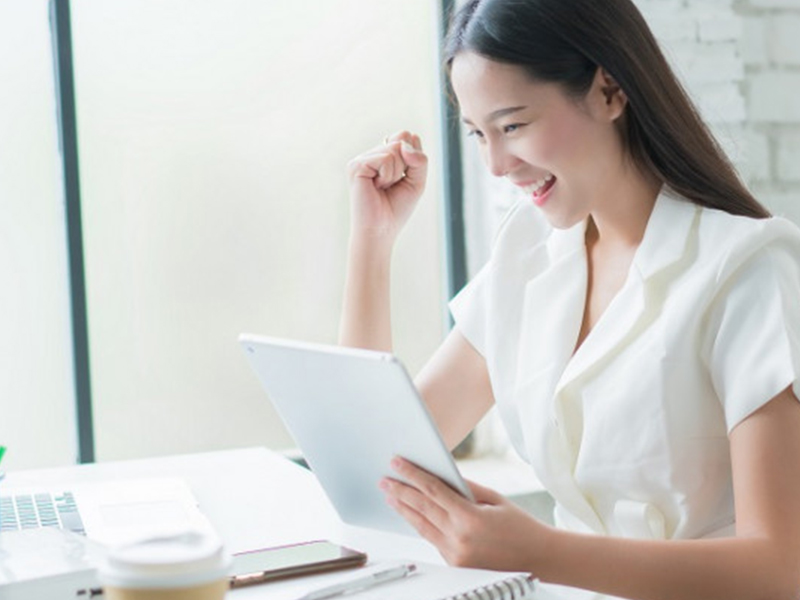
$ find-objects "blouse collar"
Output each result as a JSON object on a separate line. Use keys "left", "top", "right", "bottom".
{"left": 543, "top": 187, "right": 699, "bottom": 279}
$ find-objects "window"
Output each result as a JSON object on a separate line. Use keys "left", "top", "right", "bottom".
{"left": 68, "top": 1, "right": 447, "bottom": 461}
{"left": 0, "top": 1, "right": 76, "bottom": 469}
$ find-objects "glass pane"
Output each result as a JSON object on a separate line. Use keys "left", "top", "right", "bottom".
{"left": 0, "top": 0, "right": 77, "bottom": 469}
{"left": 70, "top": 0, "right": 445, "bottom": 461}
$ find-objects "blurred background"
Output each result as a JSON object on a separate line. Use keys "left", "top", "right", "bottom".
{"left": 1, "top": 0, "right": 798, "bottom": 470}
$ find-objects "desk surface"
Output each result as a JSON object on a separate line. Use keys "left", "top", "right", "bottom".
{"left": 1, "top": 447, "right": 442, "bottom": 563}
{"left": 1, "top": 447, "right": 564, "bottom": 599}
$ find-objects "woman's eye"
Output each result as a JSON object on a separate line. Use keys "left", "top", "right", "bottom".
{"left": 503, "top": 123, "right": 523, "bottom": 134}
{"left": 467, "top": 129, "right": 484, "bottom": 139}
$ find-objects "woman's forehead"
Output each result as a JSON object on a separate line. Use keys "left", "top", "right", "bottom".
{"left": 450, "top": 53, "right": 553, "bottom": 120}
{"left": 451, "top": 52, "right": 531, "bottom": 88}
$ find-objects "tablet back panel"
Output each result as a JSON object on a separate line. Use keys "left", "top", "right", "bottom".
{"left": 239, "top": 334, "right": 473, "bottom": 536}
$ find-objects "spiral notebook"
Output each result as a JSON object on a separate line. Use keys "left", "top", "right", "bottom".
{"left": 372, "top": 562, "right": 538, "bottom": 600}
{"left": 235, "top": 561, "right": 554, "bottom": 600}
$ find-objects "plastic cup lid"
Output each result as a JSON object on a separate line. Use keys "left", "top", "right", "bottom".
{"left": 98, "top": 530, "right": 231, "bottom": 589}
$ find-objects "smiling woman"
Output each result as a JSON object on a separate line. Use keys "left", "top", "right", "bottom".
{"left": 445, "top": 0, "right": 768, "bottom": 221}
{"left": 340, "top": 1, "right": 800, "bottom": 599}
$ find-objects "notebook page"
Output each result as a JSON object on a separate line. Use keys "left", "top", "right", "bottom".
{"left": 227, "top": 561, "right": 559, "bottom": 600}
{"left": 349, "top": 562, "right": 536, "bottom": 599}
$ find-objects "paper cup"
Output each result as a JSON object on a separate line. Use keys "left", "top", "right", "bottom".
{"left": 99, "top": 530, "right": 231, "bottom": 600}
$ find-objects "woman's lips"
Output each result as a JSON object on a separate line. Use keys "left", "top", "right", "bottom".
{"left": 532, "top": 176, "right": 556, "bottom": 206}
{"left": 517, "top": 175, "right": 557, "bottom": 206}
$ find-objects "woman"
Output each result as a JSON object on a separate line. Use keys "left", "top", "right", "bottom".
{"left": 341, "top": 0, "right": 800, "bottom": 598}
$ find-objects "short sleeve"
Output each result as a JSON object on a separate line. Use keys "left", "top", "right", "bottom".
{"left": 704, "top": 235, "right": 800, "bottom": 433}
{"left": 448, "top": 262, "right": 492, "bottom": 356}
{"left": 446, "top": 200, "right": 551, "bottom": 359}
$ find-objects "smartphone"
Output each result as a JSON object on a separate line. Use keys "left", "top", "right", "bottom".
{"left": 228, "top": 540, "right": 368, "bottom": 588}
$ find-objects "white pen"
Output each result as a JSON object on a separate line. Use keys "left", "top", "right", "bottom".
{"left": 298, "top": 563, "right": 417, "bottom": 600}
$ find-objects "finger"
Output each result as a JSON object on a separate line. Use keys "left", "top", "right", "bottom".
{"left": 384, "top": 130, "right": 415, "bottom": 147}
{"left": 397, "top": 142, "right": 427, "bottom": 188}
{"left": 382, "top": 476, "right": 451, "bottom": 529}
{"left": 372, "top": 142, "right": 423, "bottom": 191}
{"left": 349, "top": 151, "right": 405, "bottom": 189}
{"left": 362, "top": 143, "right": 408, "bottom": 182}
{"left": 355, "top": 137, "right": 406, "bottom": 165}
{"left": 391, "top": 457, "right": 472, "bottom": 512}
{"left": 465, "top": 479, "right": 505, "bottom": 505}
{"left": 385, "top": 489, "right": 447, "bottom": 546}
{"left": 376, "top": 151, "right": 406, "bottom": 189}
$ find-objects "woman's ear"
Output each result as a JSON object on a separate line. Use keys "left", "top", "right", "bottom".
{"left": 593, "top": 67, "right": 627, "bottom": 121}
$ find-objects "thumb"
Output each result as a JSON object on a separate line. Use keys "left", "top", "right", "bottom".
{"left": 400, "top": 141, "right": 428, "bottom": 184}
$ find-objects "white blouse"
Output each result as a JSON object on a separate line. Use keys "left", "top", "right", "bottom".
{"left": 450, "top": 189, "right": 800, "bottom": 598}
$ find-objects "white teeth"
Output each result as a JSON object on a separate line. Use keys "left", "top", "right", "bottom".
{"left": 521, "top": 173, "right": 555, "bottom": 195}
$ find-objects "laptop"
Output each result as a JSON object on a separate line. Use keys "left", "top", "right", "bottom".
{"left": 0, "top": 478, "right": 213, "bottom": 599}
{"left": 239, "top": 334, "right": 474, "bottom": 536}
{"left": 0, "top": 477, "right": 210, "bottom": 546}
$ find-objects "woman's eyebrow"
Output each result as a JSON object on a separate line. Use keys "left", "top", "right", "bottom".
{"left": 462, "top": 105, "right": 528, "bottom": 126}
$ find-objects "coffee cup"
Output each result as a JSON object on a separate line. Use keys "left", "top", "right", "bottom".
{"left": 98, "top": 530, "right": 231, "bottom": 600}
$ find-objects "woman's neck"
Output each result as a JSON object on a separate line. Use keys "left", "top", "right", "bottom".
{"left": 587, "top": 167, "right": 662, "bottom": 251}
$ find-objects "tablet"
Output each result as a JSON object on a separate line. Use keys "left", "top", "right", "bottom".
{"left": 238, "top": 334, "right": 474, "bottom": 536}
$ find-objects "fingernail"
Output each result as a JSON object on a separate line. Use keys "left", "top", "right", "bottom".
{"left": 401, "top": 141, "right": 417, "bottom": 154}
{"left": 391, "top": 457, "right": 403, "bottom": 470}
{"left": 379, "top": 479, "right": 390, "bottom": 491}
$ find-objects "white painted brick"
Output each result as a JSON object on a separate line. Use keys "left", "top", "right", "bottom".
{"left": 693, "top": 82, "right": 747, "bottom": 123}
{"left": 777, "top": 131, "right": 800, "bottom": 181}
{"left": 647, "top": 13, "right": 699, "bottom": 42}
{"left": 709, "top": 123, "right": 746, "bottom": 168}
{"left": 698, "top": 10, "right": 743, "bottom": 42}
{"left": 636, "top": 0, "right": 685, "bottom": 7}
{"left": 756, "top": 190, "right": 800, "bottom": 225}
{"left": 669, "top": 41, "right": 744, "bottom": 85}
{"left": 728, "top": 123, "right": 772, "bottom": 185}
{"left": 748, "top": 0, "right": 800, "bottom": 8}
{"left": 689, "top": 0, "right": 735, "bottom": 12}
{"left": 691, "top": 0, "right": 735, "bottom": 6}
{"left": 636, "top": 0, "right": 686, "bottom": 17}
{"left": 741, "top": 16, "right": 769, "bottom": 67}
{"left": 748, "top": 72, "right": 800, "bottom": 122}
{"left": 769, "top": 15, "right": 800, "bottom": 66}
{"left": 740, "top": 128, "right": 772, "bottom": 182}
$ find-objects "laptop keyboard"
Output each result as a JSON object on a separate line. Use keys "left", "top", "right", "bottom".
{"left": 0, "top": 491, "right": 86, "bottom": 535}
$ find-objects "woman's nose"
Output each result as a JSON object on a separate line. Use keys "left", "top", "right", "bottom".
{"left": 484, "top": 141, "right": 515, "bottom": 177}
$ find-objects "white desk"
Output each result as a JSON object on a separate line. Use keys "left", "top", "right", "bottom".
{"left": 1, "top": 447, "right": 564, "bottom": 599}
{"left": 1, "top": 449, "right": 442, "bottom": 588}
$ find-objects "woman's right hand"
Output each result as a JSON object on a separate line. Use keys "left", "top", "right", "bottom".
{"left": 346, "top": 131, "right": 428, "bottom": 246}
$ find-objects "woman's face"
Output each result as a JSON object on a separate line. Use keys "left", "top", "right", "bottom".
{"left": 450, "top": 52, "right": 628, "bottom": 229}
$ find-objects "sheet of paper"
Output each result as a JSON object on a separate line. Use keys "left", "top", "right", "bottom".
{"left": 227, "top": 560, "right": 553, "bottom": 600}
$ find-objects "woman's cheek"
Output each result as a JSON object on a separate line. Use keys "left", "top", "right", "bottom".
{"left": 536, "top": 120, "right": 580, "bottom": 166}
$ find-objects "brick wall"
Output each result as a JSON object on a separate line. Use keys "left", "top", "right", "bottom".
{"left": 628, "top": 0, "right": 800, "bottom": 220}
{"left": 738, "top": 0, "right": 800, "bottom": 221}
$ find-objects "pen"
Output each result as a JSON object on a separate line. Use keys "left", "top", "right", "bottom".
{"left": 298, "top": 563, "right": 417, "bottom": 600}
{"left": 0, "top": 446, "right": 5, "bottom": 465}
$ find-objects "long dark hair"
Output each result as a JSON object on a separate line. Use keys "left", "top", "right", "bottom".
{"left": 444, "top": 0, "right": 770, "bottom": 219}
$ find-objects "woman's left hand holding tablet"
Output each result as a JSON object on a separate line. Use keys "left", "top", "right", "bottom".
{"left": 380, "top": 457, "right": 552, "bottom": 573}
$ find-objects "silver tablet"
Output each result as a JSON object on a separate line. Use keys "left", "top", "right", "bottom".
{"left": 238, "top": 334, "right": 474, "bottom": 536}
